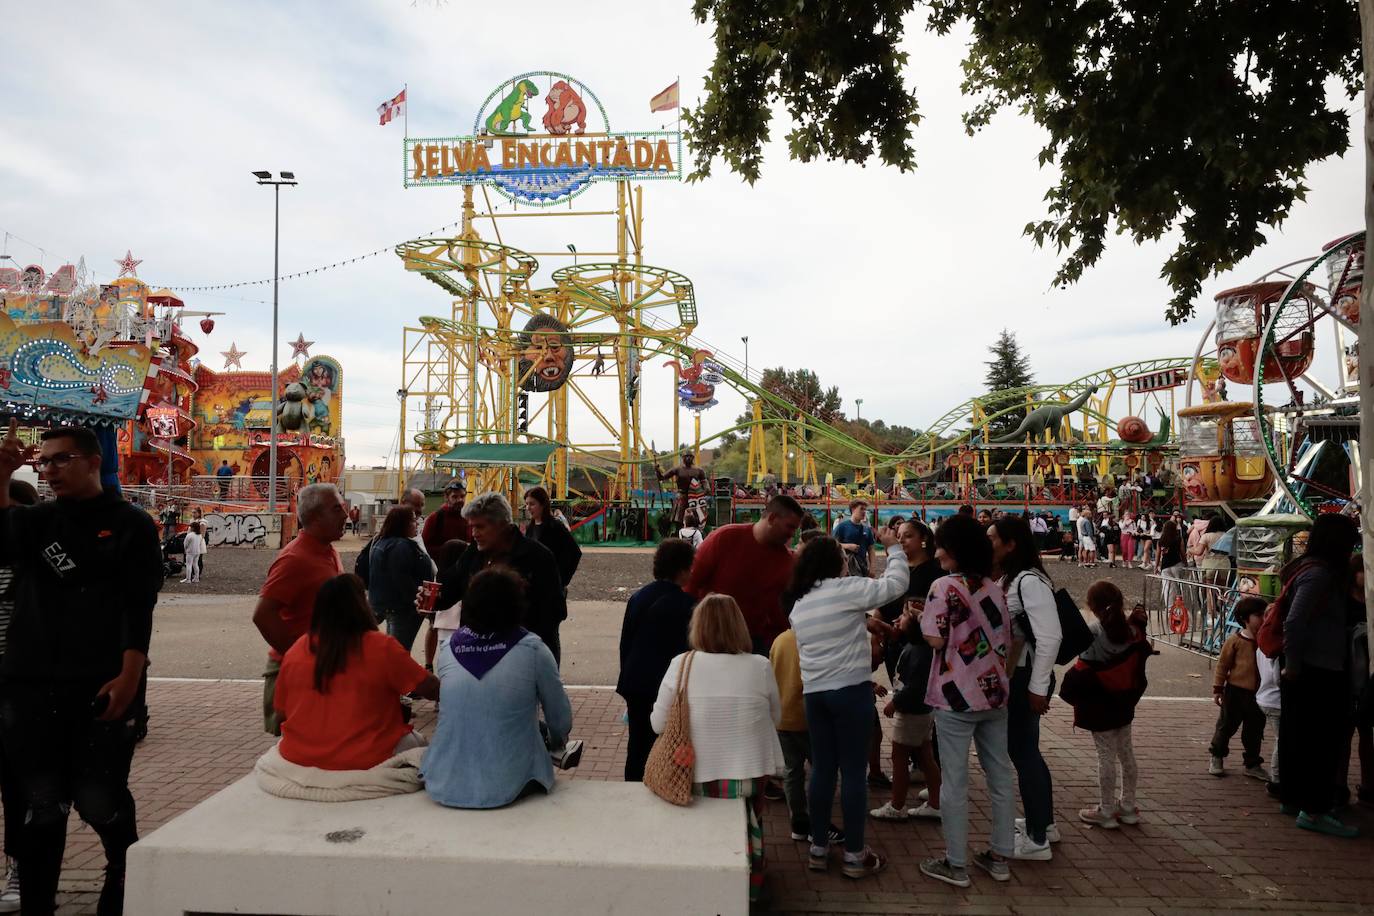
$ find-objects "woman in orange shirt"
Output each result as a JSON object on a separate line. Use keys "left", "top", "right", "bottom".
{"left": 275, "top": 574, "right": 439, "bottom": 770}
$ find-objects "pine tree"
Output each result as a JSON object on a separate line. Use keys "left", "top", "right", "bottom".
{"left": 983, "top": 330, "right": 1034, "bottom": 439}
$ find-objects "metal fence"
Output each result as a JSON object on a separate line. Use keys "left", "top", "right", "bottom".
{"left": 1141, "top": 567, "right": 1241, "bottom": 659}
{"left": 189, "top": 475, "right": 293, "bottom": 504}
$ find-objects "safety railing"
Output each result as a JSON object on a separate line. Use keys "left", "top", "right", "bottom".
{"left": 1141, "top": 568, "right": 1240, "bottom": 659}
{"left": 189, "top": 475, "right": 293, "bottom": 504}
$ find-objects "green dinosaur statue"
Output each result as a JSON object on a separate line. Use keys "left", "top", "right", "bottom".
{"left": 485, "top": 79, "right": 540, "bottom": 135}
{"left": 992, "top": 385, "right": 1100, "bottom": 443}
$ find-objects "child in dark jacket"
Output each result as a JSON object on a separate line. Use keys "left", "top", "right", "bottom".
{"left": 870, "top": 604, "right": 942, "bottom": 821}
{"left": 1059, "top": 581, "right": 1154, "bottom": 829}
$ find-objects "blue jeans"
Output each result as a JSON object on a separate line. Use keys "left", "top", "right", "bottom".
{"left": 933, "top": 707, "right": 1015, "bottom": 868}
{"left": 1007, "top": 666, "right": 1055, "bottom": 843}
{"left": 805, "top": 683, "right": 872, "bottom": 855}
{"left": 386, "top": 606, "right": 424, "bottom": 653}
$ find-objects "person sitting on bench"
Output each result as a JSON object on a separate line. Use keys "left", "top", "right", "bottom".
{"left": 422, "top": 568, "right": 575, "bottom": 808}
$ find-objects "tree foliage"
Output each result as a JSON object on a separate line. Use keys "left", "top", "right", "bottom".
{"left": 758, "top": 366, "right": 846, "bottom": 422}
{"left": 686, "top": 0, "right": 1362, "bottom": 322}
{"left": 983, "top": 328, "right": 1034, "bottom": 437}
{"left": 684, "top": 0, "right": 921, "bottom": 183}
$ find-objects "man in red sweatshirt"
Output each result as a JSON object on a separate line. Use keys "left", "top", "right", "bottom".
{"left": 422, "top": 479, "right": 469, "bottom": 558}
{"left": 687, "top": 494, "right": 805, "bottom": 654}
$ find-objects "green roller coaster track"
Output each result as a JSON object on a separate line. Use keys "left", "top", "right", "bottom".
{"left": 410, "top": 314, "right": 1193, "bottom": 473}
{"left": 398, "top": 236, "right": 1190, "bottom": 480}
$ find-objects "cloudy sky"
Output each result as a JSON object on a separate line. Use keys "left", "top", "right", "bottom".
{"left": 2, "top": 0, "right": 1362, "bottom": 468}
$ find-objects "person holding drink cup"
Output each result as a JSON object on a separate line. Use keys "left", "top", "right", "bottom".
{"left": 366, "top": 506, "right": 434, "bottom": 653}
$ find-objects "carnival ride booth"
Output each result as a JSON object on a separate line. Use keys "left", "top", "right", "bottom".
{"left": 1177, "top": 402, "right": 1272, "bottom": 503}
{"left": 190, "top": 357, "right": 344, "bottom": 504}
{"left": 1214, "top": 281, "right": 1317, "bottom": 386}
{"left": 0, "top": 261, "right": 161, "bottom": 489}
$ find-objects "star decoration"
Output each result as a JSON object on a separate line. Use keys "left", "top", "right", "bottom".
{"left": 114, "top": 250, "right": 142, "bottom": 278}
{"left": 221, "top": 343, "right": 246, "bottom": 370}
{"left": 289, "top": 333, "right": 314, "bottom": 359}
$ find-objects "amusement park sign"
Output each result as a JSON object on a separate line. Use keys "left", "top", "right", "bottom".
{"left": 404, "top": 72, "right": 682, "bottom": 206}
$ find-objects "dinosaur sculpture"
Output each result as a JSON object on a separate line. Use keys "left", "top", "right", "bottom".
{"left": 484, "top": 79, "right": 540, "bottom": 135}
{"left": 992, "top": 385, "right": 1100, "bottom": 443}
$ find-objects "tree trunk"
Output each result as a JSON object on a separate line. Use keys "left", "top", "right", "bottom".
{"left": 1362, "top": 0, "right": 1374, "bottom": 672}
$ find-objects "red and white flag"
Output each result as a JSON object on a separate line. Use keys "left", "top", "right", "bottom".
{"left": 378, "top": 88, "right": 406, "bottom": 126}
{"left": 650, "top": 80, "right": 679, "bottom": 113}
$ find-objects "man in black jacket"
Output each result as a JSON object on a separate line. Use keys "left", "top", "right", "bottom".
{"left": 0, "top": 421, "right": 162, "bottom": 916}
{"left": 433, "top": 491, "right": 566, "bottom": 665}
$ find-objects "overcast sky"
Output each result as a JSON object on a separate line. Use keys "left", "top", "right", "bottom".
{"left": 2, "top": 0, "right": 1362, "bottom": 467}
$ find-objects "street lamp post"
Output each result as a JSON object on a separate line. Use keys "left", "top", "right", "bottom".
{"left": 253, "top": 170, "right": 297, "bottom": 514}
{"left": 741, "top": 336, "right": 750, "bottom": 380}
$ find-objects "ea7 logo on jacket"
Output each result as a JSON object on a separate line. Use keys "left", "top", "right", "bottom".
{"left": 43, "top": 542, "right": 77, "bottom": 576}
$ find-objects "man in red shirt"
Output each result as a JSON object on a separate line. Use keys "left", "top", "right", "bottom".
{"left": 252, "top": 483, "right": 348, "bottom": 734}
{"left": 422, "top": 479, "right": 469, "bottom": 558}
{"left": 687, "top": 494, "right": 805, "bottom": 654}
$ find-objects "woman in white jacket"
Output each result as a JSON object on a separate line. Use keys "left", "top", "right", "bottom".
{"left": 652, "top": 594, "right": 784, "bottom": 904}
{"left": 989, "top": 516, "right": 1063, "bottom": 861}
{"left": 785, "top": 530, "right": 908, "bottom": 879}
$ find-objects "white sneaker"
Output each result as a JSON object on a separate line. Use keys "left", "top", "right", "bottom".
{"left": 1012, "top": 832, "right": 1053, "bottom": 861}
{"left": 1208, "top": 755, "right": 1224, "bottom": 777}
{"left": 1014, "top": 817, "right": 1061, "bottom": 843}
{"left": 917, "top": 787, "right": 929, "bottom": 801}
{"left": 907, "top": 802, "right": 942, "bottom": 820}
{"left": 869, "top": 801, "right": 908, "bottom": 821}
{"left": 1115, "top": 804, "right": 1141, "bottom": 825}
{"left": 0, "top": 858, "right": 19, "bottom": 913}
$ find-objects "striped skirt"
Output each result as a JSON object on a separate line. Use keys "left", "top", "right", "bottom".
{"left": 693, "top": 777, "right": 766, "bottom": 902}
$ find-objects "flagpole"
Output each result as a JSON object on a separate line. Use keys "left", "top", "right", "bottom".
{"left": 404, "top": 82, "right": 409, "bottom": 138}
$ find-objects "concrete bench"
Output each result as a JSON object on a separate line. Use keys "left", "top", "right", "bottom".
{"left": 126, "top": 776, "right": 748, "bottom": 916}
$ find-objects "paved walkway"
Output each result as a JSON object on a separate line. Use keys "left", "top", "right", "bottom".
{"left": 43, "top": 681, "right": 1374, "bottom": 914}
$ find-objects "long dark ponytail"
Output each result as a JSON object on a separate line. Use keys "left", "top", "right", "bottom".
{"left": 309, "top": 574, "right": 378, "bottom": 693}
{"left": 782, "top": 536, "right": 845, "bottom": 613}
{"left": 991, "top": 516, "right": 1047, "bottom": 585}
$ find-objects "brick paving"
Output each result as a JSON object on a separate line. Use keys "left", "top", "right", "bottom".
{"left": 40, "top": 681, "right": 1374, "bottom": 914}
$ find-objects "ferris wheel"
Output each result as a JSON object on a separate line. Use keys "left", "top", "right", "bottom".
{"left": 1184, "top": 233, "right": 1362, "bottom": 517}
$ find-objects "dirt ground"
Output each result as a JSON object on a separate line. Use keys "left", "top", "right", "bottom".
{"left": 161, "top": 532, "right": 653, "bottom": 600}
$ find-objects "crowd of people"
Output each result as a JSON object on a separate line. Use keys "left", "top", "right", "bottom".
{"left": 616, "top": 496, "right": 1158, "bottom": 893}
{"left": 0, "top": 413, "right": 1366, "bottom": 913}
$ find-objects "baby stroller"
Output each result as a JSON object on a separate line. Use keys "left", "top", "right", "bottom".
{"left": 162, "top": 532, "right": 186, "bottom": 581}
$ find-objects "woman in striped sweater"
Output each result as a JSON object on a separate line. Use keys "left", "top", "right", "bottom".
{"left": 786, "top": 531, "right": 909, "bottom": 879}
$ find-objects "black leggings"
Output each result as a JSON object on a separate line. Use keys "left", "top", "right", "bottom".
{"left": 1, "top": 682, "right": 140, "bottom": 914}
{"left": 1279, "top": 666, "right": 1346, "bottom": 817}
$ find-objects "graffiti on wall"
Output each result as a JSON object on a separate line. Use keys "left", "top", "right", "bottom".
{"left": 202, "top": 512, "right": 281, "bottom": 548}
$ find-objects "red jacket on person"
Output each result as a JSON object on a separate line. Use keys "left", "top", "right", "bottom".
{"left": 1058, "top": 635, "right": 1155, "bottom": 732}
{"left": 422, "top": 505, "right": 470, "bottom": 559}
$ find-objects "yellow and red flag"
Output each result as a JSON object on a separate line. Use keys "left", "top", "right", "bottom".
{"left": 650, "top": 80, "right": 679, "bottom": 113}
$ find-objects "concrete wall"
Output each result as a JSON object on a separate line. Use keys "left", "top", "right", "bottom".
{"left": 201, "top": 511, "right": 282, "bottom": 549}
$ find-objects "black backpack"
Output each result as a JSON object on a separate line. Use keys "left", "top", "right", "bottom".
{"left": 354, "top": 538, "right": 373, "bottom": 587}
{"left": 1015, "top": 571, "right": 1094, "bottom": 665}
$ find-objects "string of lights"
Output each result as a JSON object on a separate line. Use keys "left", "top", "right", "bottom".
{"left": 2, "top": 219, "right": 470, "bottom": 295}
{"left": 154, "top": 218, "right": 467, "bottom": 291}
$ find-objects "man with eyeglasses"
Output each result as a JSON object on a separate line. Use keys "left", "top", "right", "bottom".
{"left": 0, "top": 420, "right": 162, "bottom": 916}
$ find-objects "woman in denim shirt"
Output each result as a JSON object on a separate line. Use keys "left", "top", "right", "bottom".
{"left": 422, "top": 568, "right": 573, "bottom": 808}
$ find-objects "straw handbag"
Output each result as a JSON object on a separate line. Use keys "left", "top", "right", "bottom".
{"left": 643, "top": 650, "right": 697, "bottom": 806}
